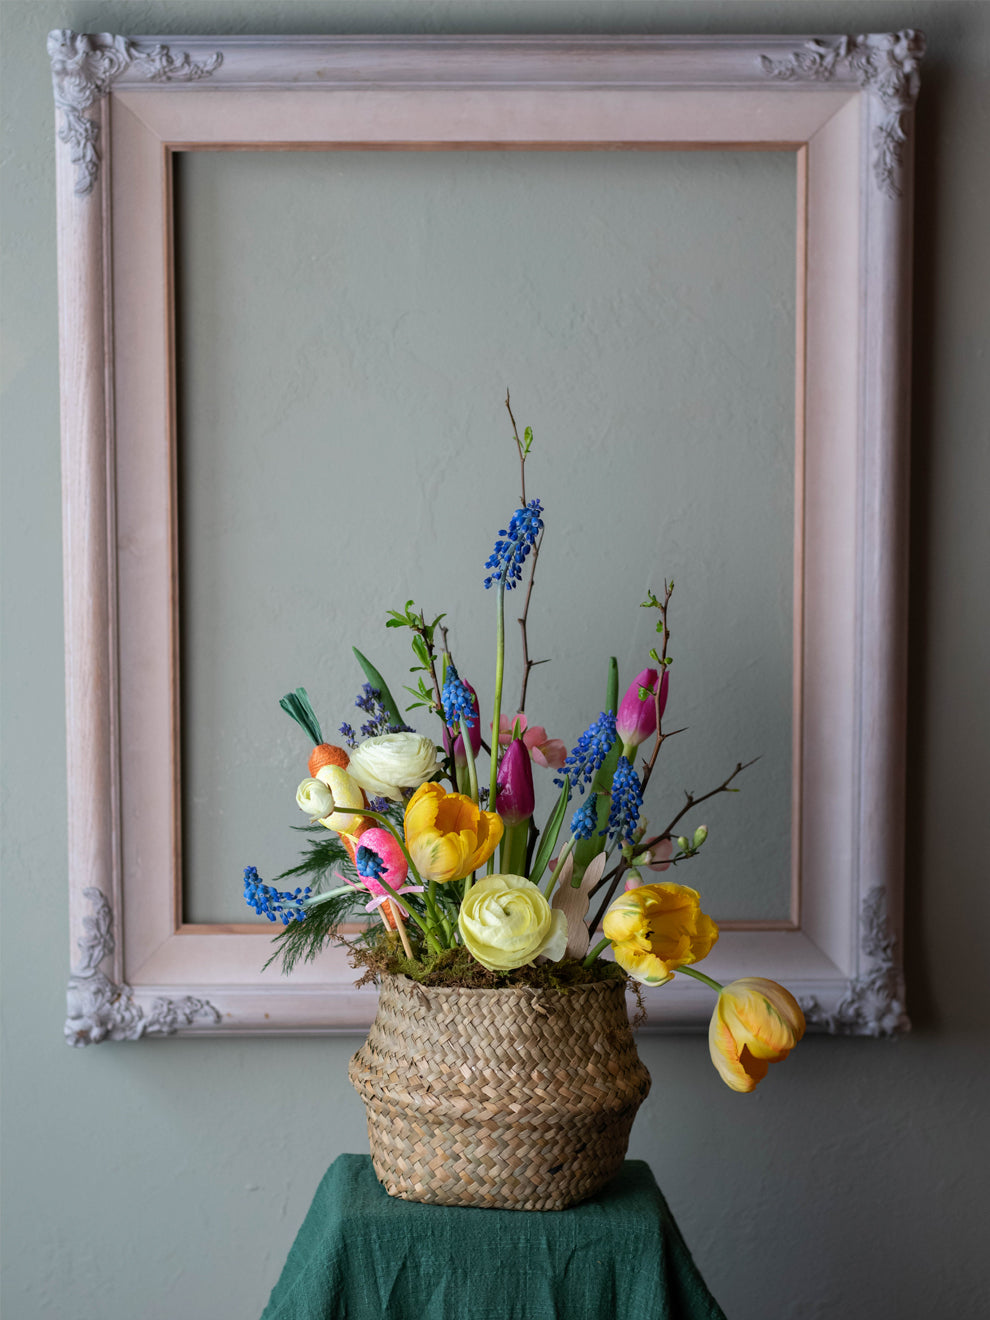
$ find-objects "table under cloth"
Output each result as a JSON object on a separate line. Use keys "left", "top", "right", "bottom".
{"left": 260, "top": 1155, "right": 726, "bottom": 1320}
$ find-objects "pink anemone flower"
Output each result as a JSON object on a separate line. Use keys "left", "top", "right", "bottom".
{"left": 495, "top": 713, "right": 567, "bottom": 770}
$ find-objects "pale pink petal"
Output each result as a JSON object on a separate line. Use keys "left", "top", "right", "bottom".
{"left": 495, "top": 713, "right": 529, "bottom": 746}
{"left": 646, "top": 838, "right": 674, "bottom": 872}
{"left": 531, "top": 738, "right": 567, "bottom": 770}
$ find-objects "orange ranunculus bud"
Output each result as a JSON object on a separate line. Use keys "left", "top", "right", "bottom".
{"left": 602, "top": 882, "right": 718, "bottom": 986}
{"left": 403, "top": 782, "right": 503, "bottom": 883}
{"left": 708, "top": 977, "right": 805, "bottom": 1093}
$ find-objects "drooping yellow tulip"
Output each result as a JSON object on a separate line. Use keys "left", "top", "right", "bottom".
{"left": 403, "top": 782, "right": 503, "bottom": 883}
{"left": 603, "top": 882, "right": 719, "bottom": 986}
{"left": 708, "top": 977, "right": 805, "bottom": 1093}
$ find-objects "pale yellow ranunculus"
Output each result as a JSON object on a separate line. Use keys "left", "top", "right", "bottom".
{"left": 603, "top": 882, "right": 718, "bottom": 986}
{"left": 346, "top": 733, "right": 440, "bottom": 802}
{"left": 403, "top": 782, "right": 502, "bottom": 883}
{"left": 709, "top": 977, "right": 805, "bottom": 1093}
{"left": 315, "top": 764, "right": 366, "bottom": 834}
{"left": 459, "top": 874, "right": 568, "bottom": 971}
{"left": 296, "top": 777, "right": 335, "bottom": 819}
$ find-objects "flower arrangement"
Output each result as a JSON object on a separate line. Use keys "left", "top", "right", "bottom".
{"left": 244, "top": 398, "right": 804, "bottom": 1093}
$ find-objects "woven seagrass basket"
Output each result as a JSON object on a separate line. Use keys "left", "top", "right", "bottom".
{"left": 349, "top": 972, "right": 651, "bottom": 1211}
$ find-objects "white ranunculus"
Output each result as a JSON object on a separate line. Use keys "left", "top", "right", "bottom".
{"left": 345, "top": 733, "right": 440, "bottom": 802}
{"left": 458, "top": 874, "right": 568, "bottom": 971}
{"left": 296, "top": 777, "right": 335, "bottom": 818}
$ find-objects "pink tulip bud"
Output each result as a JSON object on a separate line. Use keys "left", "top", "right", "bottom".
{"left": 616, "top": 668, "right": 668, "bottom": 751}
{"left": 442, "top": 679, "right": 481, "bottom": 766}
{"left": 495, "top": 737, "right": 535, "bottom": 827}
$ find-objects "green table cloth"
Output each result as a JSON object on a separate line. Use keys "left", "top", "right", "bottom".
{"left": 261, "top": 1155, "right": 726, "bottom": 1320}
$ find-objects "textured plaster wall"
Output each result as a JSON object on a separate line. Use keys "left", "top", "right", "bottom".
{"left": 2, "top": 4, "right": 989, "bottom": 1320}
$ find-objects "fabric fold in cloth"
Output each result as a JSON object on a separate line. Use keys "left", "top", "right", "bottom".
{"left": 261, "top": 1155, "right": 726, "bottom": 1320}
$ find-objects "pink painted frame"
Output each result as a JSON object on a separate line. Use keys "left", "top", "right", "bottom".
{"left": 52, "top": 33, "right": 920, "bottom": 1041}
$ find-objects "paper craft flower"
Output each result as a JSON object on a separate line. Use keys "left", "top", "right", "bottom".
{"left": 603, "top": 882, "right": 718, "bottom": 986}
{"left": 403, "top": 782, "right": 503, "bottom": 883}
{"left": 496, "top": 713, "right": 567, "bottom": 769}
{"left": 708, "top": 977, "right": 805, "bottom": 1093}
{"left": 346, "top": 733, "right": 440, "bottom": 802}
{"left": 458, "top": 874, "right": 567, "bottom": 971}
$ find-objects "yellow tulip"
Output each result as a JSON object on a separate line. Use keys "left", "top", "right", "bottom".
{"left": 708, "top": 977, "right": 805, "bottom": 1093}
{"left": 403, "top": 782, "right": 503, "bottom": 883}
{"left": 603, "top": 882, "right": 719, "bottom": 986}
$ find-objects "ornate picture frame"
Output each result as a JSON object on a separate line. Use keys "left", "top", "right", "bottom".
{"left": 51, "top": 32, "right": 922, "bottom": 1042}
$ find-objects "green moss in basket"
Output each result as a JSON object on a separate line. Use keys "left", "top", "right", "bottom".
{"left": 352, "top": 940, "right": 628, "bottom": 991}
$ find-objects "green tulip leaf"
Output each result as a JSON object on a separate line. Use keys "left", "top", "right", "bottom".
{"left": 529, "top": 776, "right": 570, "bottom": 889}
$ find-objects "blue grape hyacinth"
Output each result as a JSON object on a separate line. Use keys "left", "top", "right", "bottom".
{"left": 570, "top": 793, "right": 600, "bottom": 840}
{"left": 484, "top": 499, "right": 544, "bottom": 590}
{"left": 441, "top": 662, "right": 477, "bottom": 729}
{"left": 555, "top": 710, "right": 617, "bottom": 797}
{"left": 243, "top": 866, "right": 311, "bottom": 925}
{"left": 606, "top": 756, "right": 644, "bottom": 845}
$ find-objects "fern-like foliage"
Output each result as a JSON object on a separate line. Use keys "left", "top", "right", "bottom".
{"left": 263, "top": 813, "right": 425, "bottom": 977}
{"left": 274, "top": 826, "right": 351, "bottom": 890}
{"left": 263, "top": 888, "right": 371, "bottom": 976}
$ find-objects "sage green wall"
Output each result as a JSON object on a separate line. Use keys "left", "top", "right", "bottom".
{"left": 2, "top": 4, "right": 988, "bottom": 1319}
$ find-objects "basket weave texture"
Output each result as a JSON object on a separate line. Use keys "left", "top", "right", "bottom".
{"left": 349, "top": 973, "right": 651, "bottom": 1211}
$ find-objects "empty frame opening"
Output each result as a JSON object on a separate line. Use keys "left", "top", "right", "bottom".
{"left": 171, "top": 146, "right": 798, "bottom": 929}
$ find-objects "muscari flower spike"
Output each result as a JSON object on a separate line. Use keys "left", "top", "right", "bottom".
{"left": 355, "top": 845, "right": 387, "bottom": 881}
{"left": 555, "top": 710, "right": 617, "bottom": 796}
{"left": 484, "top": 498, "right": 544, "bottom": 590}
{"left": 243, "top": 866, "right": 311, "bottom": 925}
{"left": 606, "top": 756, "right": 644, "bottom": 845}
{"left": 570, "top": 793, "right": 600, "bottom": 840}
{"left": 441, "top": 662, "right": 478, "bottom": 730}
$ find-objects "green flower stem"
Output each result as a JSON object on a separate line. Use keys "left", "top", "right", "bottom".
{"left": 542, "top": 837, "right": 575, "bottom": 898}
{"left": 302, "top": 885, "right": 359, "bottom": 907}
{"left": 501, "top": 820, "right": 529, "bottom": 878}
{"left": 583, "top": 937, "right": 611, "bottom": 968}
{"left": 424, "top": 879, "right": 446, "bottom": 941}
{"left": 367, "top": 870, "right": 443, "bottom": 955}
{"left": 487, "top": 580, "right": 507, "bottom": 874}
{"left": 674, "top": 964, "right": 724, "bottom": 994}
{"left": 458, "top": 715, "right": 480, "bottom": 889}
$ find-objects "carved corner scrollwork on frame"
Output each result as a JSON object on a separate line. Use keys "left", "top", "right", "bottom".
{"left": 760, "top": 31, "right": 926, "bottom": 198}
{"left": 48, "top": 30, "right": 223, "bottom": 196}
{"left": 801, "top": 887, "right": 910, "bottom": 1036}
{"left": 65, "top": 888, "right": 221, "bottom": 1046}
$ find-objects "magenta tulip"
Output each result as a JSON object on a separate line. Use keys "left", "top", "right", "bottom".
{"left": 616, "top": 668, "right": 668, "bottom": 753}
{"left": 495, "top": 737, "right": 535, "bottom": 827}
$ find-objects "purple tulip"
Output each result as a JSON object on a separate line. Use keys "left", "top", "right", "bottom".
{"left": 616, "top": 668, "right": 668, "bottom": 752}
{"left": 495, "top": 737, "right": 535, "bottom": 827}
